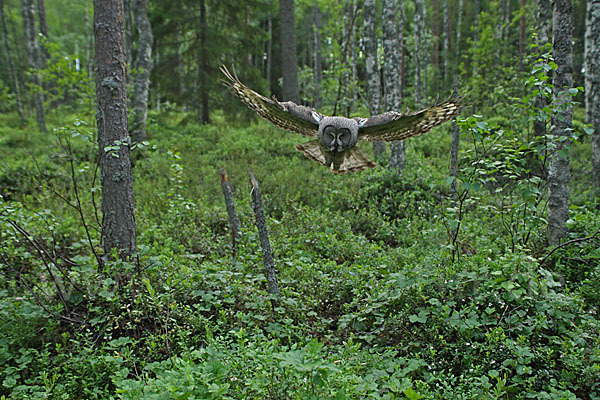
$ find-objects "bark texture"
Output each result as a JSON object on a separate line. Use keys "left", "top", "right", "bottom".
{"left": 20, "top": 0, "right": 47, "bottom": 132}
{"left": 220, "top": 167, "right": 241, "bottom": 263}
{"left": 313, "top": 5, "right": 322, "bottom": 109}
{"left": 36, "top": 0, "right": 48, "bottom": 63}
{"left": 198, "top": 0, "right": 209, "bottom": 123}
{"left": 383, "top": 0, "right": 405, "bottom": 171}
{"left": 586, "top": 0, "right": 600, "bottom": 188}
{"left": 94, "top": 0, "right": 137, "bottom": 260}
{"left": 548, "top": 0, "right": 573, "bottom": 245}
{"left": 1, "top": 0, "right": 25, "bottom": 125}
{"left": 131, "top": 0, "right": 153, "bottom": 144}
{"left": 450, "top": 0, "right": 463, "bottom": 202}
{"left": 364, "top": 0, "right": 385, "bottom": 159}
{"left": 249, "top": 171, "right": 280, "bottom": 308}
{"left": 534, "top": 0, "right": 552, "bottom": 141}
{"left": 414, "top": 0, "right": 422, "bottom": 107}
{"left": 279, "top": 0, "right": 299, "bottom": 103}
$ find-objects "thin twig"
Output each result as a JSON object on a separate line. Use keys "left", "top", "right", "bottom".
{"left": 539, "top": 230, "right": 600, "bottom": 266}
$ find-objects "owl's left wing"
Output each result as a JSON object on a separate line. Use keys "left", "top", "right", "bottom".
{"left": 220, "top": 65, "right": 321, "bottom": 137}
{"left": 356, "top": 95, "right": 462, "bottom": 142}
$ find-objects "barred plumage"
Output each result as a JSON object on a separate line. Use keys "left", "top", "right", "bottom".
{"left": 221, "top": 65, "right": 462, "bottom": 174}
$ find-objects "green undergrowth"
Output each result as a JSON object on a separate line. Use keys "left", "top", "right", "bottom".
{"left": 1, "top": 108, "right": 599, "bottom": 399}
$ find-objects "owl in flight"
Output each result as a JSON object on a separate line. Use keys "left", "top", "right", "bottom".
{"left": 221, "top": 65, "right": 462, "bottom": 174}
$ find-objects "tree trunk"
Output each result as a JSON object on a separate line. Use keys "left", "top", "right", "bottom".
{"left": 155, "top": 39, "right": 161, "bottom": 112}
{"left": 94, "top": 0, "right": 137, "bottom": 261}
{"left": 519, "top": 0, "right": 527, "bottom": 68}
{"left": 123, "top": 0, "right": 133, "bottom": 67}
{"left": 414, "top": 0, "right": 422, "bottom": 107}
{"left": 177, "top": 23, "right": 185, "bottom": 99}
{"left": 1, "top": 0, "right": 25, "bottom": 125}
{"left": 36, "top": 0, "right": 48, "bottom": 63}
{"left": 279, "top": 0, "right": 299, "bottom": 103}
{"left": 364, "top": 0, "right": 385, "bottom": 159}
{"left": 442, "top": 0, "right": 449, "bottom": 87}
{"left": 533, "top": 0, "right": 551, "bottom": 141}
{"left": 131, "top": 0, "right": 153, "bottom": 144}
{"left": 547, "top": 0, "right": 573, "bottom": 245}
{"left": 249, "top": 171, "right": 280, "bottom": 309}
{"left": 313, "top": 5, "right": 322, "bottom": 109}
{"left": 267, "top": 0, "right": 272, "bottom": 93}
{"left": 450, "top": 0, "right": 463, "bottom": 202}
{"left": 199, "top": 0, "right": 209, "bottom": 123}
{"left": 420, "top": 0, "right": 427, "bottom": 100}
{"left": 383, "top": 0, "right": 405, "bottom": 171}
{"left": 586, "top": 0, "right": 600, "bottom": 188}
{"left": 20, "top": 0, "right": 46, "bottom": 132}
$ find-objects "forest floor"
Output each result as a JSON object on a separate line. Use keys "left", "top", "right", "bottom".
{"left": 0, "top": 108, "right": 599, "bottom": 399}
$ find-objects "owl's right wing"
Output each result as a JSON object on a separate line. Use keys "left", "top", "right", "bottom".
{"left": 220, "top": 65, "right": 321, "bottom": 137}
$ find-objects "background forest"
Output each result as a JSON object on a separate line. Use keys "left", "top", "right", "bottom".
{"left": 1, "top": 0, "right": 600, "bottom": 398}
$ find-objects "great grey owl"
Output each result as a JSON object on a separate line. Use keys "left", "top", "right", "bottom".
{"left": 221, "top": 65, "right": 462, "bottom": 174}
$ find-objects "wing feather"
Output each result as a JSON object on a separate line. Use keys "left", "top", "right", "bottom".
{"left": 357, "top": 95, "right": 462, "bottom": 142}
{"left": 295, "top": 140, "right": 376, "bottom": 174}
{"left": 220, "top": 65, "right": 320, "bottom": 137}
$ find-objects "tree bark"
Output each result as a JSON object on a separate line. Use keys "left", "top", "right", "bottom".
{"left": 20, "top": 0, "right": 46, "bottom": 132}
{"left": 123, "top": 0, "right": 133, "bottom": 67}
{"left": 199, "top": 0, "right": 209, "bottom": 123}
{"left": 533, "top": 0, "right": 551, "bottom": 142}
{"left": 267, "top": 0, "right": 272, "bottom": 93}
{"left": 548, "top": 0, "right": 573, "bottom": 245}
{"left": 364, "top": 0, "right": 385, "bottom": 159}
{"left": 1, "top": 0, "right": 25, "bottom": 125}
{"left": 220, "top": 167, "right": 241, "bottom": 264}
{"left": 94, "top": 0, "right": 137, "bottom": 261}
{"left": 249, "top": 171, "right": 280, "bottom": 309}
{"left": 450, "top": 0, "right": 463, "bottom": 202}
{"left": 313, "top": 5, "right": 322, "bottom": 109}
{"left": 442, "top": 0, "right": 449, "bottom": 87}
{"left": 36, "top": 0, "right": 48, "bottom": 63}
{"left": 279, "top": 0, "right": 299, "bottom": 103}
{"left": 414, "top": 0, "right": 422, "bottom": 107}
{"left": 383, "top": 0, "right": 405, "bottom": 171}
{"left": 586, "top": 0, "right": 600, "bottom": 188}
{"left": 131, "top": 0, "right": 153, "bottom": 144}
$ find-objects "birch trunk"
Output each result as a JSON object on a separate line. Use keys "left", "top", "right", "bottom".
{"left": 364, "top": 0, "right": 385, "bottom": 159}
{"left": 131, "top": 0, "right": 153, "bottom": 144}
{"left": 383, "top": 0, "right": 405, "bottom": 171}
{"left": 585, "top": 0, "right": 600, "bottom": 188}
{"left": 1, "top": 0, "right": 25, "bottom": 125}
{"left": 279, "top": 0, "right": 299, "bottom": 103}
{"left": 20, "top": 0, "right": 46, "bottom": 132}
{"left": 547, "top": 0, "right": 573, "bottom": 245}
{"left": 94, "top": 0, "right": 137, "bottom": 261}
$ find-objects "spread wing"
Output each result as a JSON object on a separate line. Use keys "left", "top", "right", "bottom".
{"left": 220, "top": 65, "right": 321, "bottom": 137}
{"left": 356, "top": 95, "right": 462, "bottom": 142}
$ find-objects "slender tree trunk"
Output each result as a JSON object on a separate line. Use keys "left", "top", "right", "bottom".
{"left": 85, "top": 4, "right": 93, "bottom": 80}
{"left": 279, "top": 0, "right": 299, "bottom": 103}
{"left": 450, "top": 0, "right": 463, "bottom": 202}
{"left": 414, "top": 0, "right": 422, "bottom": 107}
{"left": 420, "top": 0, "right": 427, "bottom": 100}
{"left": 249, "top": 171, "right": 280, "bottom": 309}
{"left": 533, "top": 0, "right": 551, "bottom": 141}
{"left": 586, "top": 0, "right": 600, "bottom": 188}
{"left": 36, "top": 0, "right": 48, "bottom": 63}
{"left": 519, "top": 0, "right": 527, "bottom": 68}
{"left": 442, "top": 0, "right": 449, "bottom": 87}
{"left": 314, "top": 5, "right": 322, "bottom": 109}
{"left": 267, "top": 0, "right": 272, "bottom": 93}
{"left": 94, "top": 0, "right": 137, "bottom": 261}
{"left": 548, "top": 0, "right": 573, "bottom": 245}
{"left": 199, "top": 0, "right": 209, "bottom": 123}
{"left": 20, "top": 0, "right": 46, "bottom": 132}
{"left": 1, "top": 0, "right": 25, "bottom": 125}
{"left": 177, "top": 23, "right": 185, "bottom": 99}
{"left": 365, "top": 0, "right": 385, "bottom": 159}
{"left": 123, "top": 0, "right": 133, "bottom": 67}
{"left": 155, "top": 39, "right": 161, "bottom": 111}
{"left": 383, "top": 0, "right": 405, "bottom": 171}
{"left": 131, "top": 0, "right": 153, "bottom": 144}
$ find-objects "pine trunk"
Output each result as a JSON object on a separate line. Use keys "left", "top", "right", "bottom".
{"left": 131, "top": 0, "right": 153, "bottom": 144}
{"left": 279, "top": 0, "right": 299, "bottom": 103}
{"left": 547, "top": 0, "right": 573, "bottom": 245}
{"left": 586, "top": 0, "right": 600, "bottom": 188}
{"left": 94, "top": 0, "right": 137, "bottom": 261}
{"left": 1, "top": 0, "right": 25, "bottom": 125}
{"left": 414, "top": 0, "right": 422, "bottom": 107}
{"left": 20, "top": 0, "right": 46, "bottom": 132}
{"left": 364, "top": 0, "right": 385, "bottom": 159}
{"left": 313, "top": 5, "right": 322, "bottom": 109}
{"left": 199, "top": 0, "right": 209, "bottom": 123}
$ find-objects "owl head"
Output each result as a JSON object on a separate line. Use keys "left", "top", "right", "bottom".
{"left": 312, "top": 113, "right": 360, "bottom": 153}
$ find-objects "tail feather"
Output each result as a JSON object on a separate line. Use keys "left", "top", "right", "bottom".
{"left": 295, "top": 141, "right": 377, "bottom": 174}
